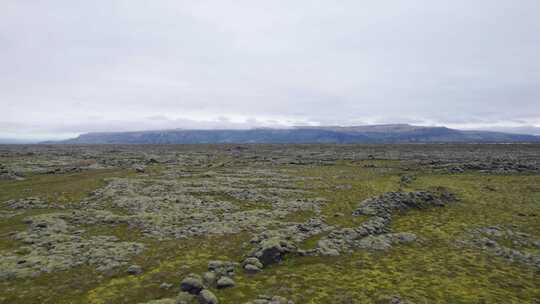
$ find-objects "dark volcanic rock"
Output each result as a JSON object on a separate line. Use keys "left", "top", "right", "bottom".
{"left": 126, "top": 264, "right": 143, "bottom": 275}
{"left": 180, "top": 274, "right": 204, "bottom": 295}
{"left": 216, "top": 276, "right": 235, "bottom": 289}
{"left": 249, "top": 237, "right": 297, "bottom": 266}
{"left": 242, "top": 257, "right": 263, "bottom": 274}
{"left": 198, "top": 289, "right": 219, "bottom": 304}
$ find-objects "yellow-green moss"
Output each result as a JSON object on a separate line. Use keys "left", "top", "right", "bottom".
{"left": 0, "top": 169, "right": 133, "bottom": 203}
{"left": 1, "top": 161, "right": 540, "bottom": 304}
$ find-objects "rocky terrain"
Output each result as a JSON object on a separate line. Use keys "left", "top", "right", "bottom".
{"left": 0, "top": 144, "right": 539, "bottom": 303}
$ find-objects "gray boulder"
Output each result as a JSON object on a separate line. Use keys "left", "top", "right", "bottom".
{"left": 180, "top": 274, "right": 204, "bottom": 295}
{"left": 243, "top": 263, "right": 262, "bottom": 274}
{"left": 126, "top": 265, "right": 143, "bottom": 275}
{"left": 176, "top": 291, "right": 197, "bottom": 304}
{"left": 202, "top": 271, "right": 217, "bottom": 286}
{"left": 216, "top": 276, "right": 235, "bottom": 289}
{"left": 252, "top": 237, "right": 296, "bottom": 266}
{"left": 243, "top": 295, "right": 294, "bottom": 304}
{"left": 316, "top": 238, "right": 341, "bottom": 256}
{"left": 198, "top": 289, "right": 218, "bottom": 304}
{"left": 140, "top": 299, "right": 176, "bottom": 304}
{"left": 207, "top": 260, "right": 237, "bottom": 277}
{"left": 242, "top": 257, "right": 263, "bottom": 269}
{"left": 159, "top": 282, "right": 173, "bottom": 289}
{"left": 242, "top": 257, "right": 263, "bottom": 273}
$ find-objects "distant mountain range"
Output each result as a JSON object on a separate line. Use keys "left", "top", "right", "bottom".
{"left": 48, "top": 124, "right": 540, "bottom": 144}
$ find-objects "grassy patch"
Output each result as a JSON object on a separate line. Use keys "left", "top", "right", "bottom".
{"left": 294, "top": 161, "right": 402, "bottom": 226}
{"left": 216, "top": 169, "right": 540, "bottom": 303}
{"left": 0, "top": 169, "right": 134, "bottom": 203}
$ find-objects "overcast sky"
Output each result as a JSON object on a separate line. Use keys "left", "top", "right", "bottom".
{"left": 1, "top": 0, "right": 540, "bottom": 140}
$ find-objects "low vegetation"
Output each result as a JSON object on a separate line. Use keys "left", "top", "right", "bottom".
{"left": 0, "top": 144, "right": 538, "bottom": 303}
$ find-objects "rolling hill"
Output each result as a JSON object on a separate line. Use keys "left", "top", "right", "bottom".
{"left": 51, "top": 124, "right": 540, "bottom": 144}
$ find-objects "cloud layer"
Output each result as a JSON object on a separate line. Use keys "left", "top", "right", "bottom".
{"left": 1, "top": 1, "right": 539, "bottom": 139}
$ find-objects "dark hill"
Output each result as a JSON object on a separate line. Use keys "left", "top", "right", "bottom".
{"left": 53, "top": 124, "right": 540, "bottom": 144}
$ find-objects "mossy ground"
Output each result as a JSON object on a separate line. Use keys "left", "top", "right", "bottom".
{"left": 1, "top": 160, "right": 539, "bottom": 303}
{"left": 0, "top": 169, "right": 134, "bottom": 203}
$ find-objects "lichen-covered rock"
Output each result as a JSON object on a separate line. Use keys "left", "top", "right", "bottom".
{"left": 180, "top": 274, "right": 204, "bottom": 295}
{"left": 376, "top": 295, "right": 413, "bottom": 304}
{"left": 139, "top": 299, "right": 177, "bottom": 304}
{"left": 311, "top": 191, "right": 455, "bottom": 256}
{"left": 0, "top": 213, "right": 144, "bottom": 280}
{"left": 176, "top": 291, "right": 197, "bottom": 304}
{"left": 250, "top": 237, "right": 297, "bottom": 266}
{"left": 316, "top": 239, "right": 340, "bottom": 256}
{"left": 242, "top": 257, "right": 263, "bottom": 269}
{"left": 355, "top": 216, "right": 391, "bottom": 236}
{"left": 357, "top": 233, "right": 417, "bottom": 251}
{"left": 243, "top": 295, "right": 294, "bottom": 304}
{"left": 3, "top": 197, "right": 50, "bottom": 209}
{"left": 216, "top": 276, "right": 235, "bottom": 289}
{"left": 463, "top": 226, "right": 540, "bottom": 269}
{"left": 127, "top": 264, "right": 143, "bottom": 275}
{"left": 207, "top": 260, "right": 238, "bottom": 277}
{"left": 242, "top": 257, "right": 263, "bottom": 273}
{"left": 0, "top": 164, "right": 25, "bottom": 181}
{"left": 243, "top": 263, "right": 262, "bottom": 274}
{"left": 197, "top": 289, "right": 218, "bottom": 304}
{"left": 202, "top": 272, "right": 217, "bottom": 286}
{"left": 352, "top": 191, "right": 456, "bottom": 218}
{"left": 133, "top": 165, "right": 146, "bottom": 173}
{"left": 159, "top": 282, "right": 173, "bottom": 289}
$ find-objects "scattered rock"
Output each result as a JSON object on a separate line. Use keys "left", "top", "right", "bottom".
{"left": 377, "top": 295, "right": 413, "bottom": 304}
{"left": 146, "top": 158, "right": 159, "bottom": 165}
{"left": 133, "top": 165, "right": 146, "bottom": 173}
{"left": 243, "top": 295, "right": 294, "bottom": 304}
{"left": 311, "top": 191, "right": 454, "bottom": 256}
{"left": 3, "top": 197, "right": 51, "bottom": 209}
{"left": 462, "top": 225, "right": 540, "bottom": 269}
{"left": 0, "top": 164, "right": 25, "bottom": 181}
{"left": 357, "top": 233, "right": 417, "bottom": 251}
{"left": 436, "top": 160, "right": 539, "bottom": 174}
{"left": 180, "top": 274, "right": 204, "bottom": 295}
{"left": 216, "top": 276, "right": 235, "bottom": 289}
{"left": 207, "top": 260, "right": 237, "bottom": 277}
{"left": 127, "top": 265, "right": 143, "bottom": 275}
{"left": 249, "top": 237, "right": 297, "bottom": 267}
{"left": 140, "top": 299, "right": 177, "bottom": 304}
{"left": 316, "top": 239, "right": 340, "bottom": 256}
{"left": 242, "top": 257, "right": 263, "bottom": 273}
{"left": 0, "top": 213, "right": 144, "bottom": 280}
{"left": 159, "top": 282, "right": 173, "bottom": 289}
{"left": 448, "top": 167, "right": 464, "bottom": 174}
{"left": 202, "top": 272, "right": 217, "bottom": 286}
{"left": 352, "top": 191, "right": 456, "bottom": 218}
{"left": 243, "top": 263, "right": 262, "bottom": 274}
{"left": 197, "top": 289, "right": 218, "bottom": 304}
{"left": 176, "top": 291, "right": 197, "bottom": 304}
{"left": 399, "top": 175, "right": 415, "bottom": 185}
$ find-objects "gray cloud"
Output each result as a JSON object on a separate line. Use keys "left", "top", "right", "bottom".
{"left": 1, "top": 0, "right": 539, "bottom": 139}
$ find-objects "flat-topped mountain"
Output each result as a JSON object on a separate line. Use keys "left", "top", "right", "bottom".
{"left": 51, "top": 124, "right": 540, "bottom": 144}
